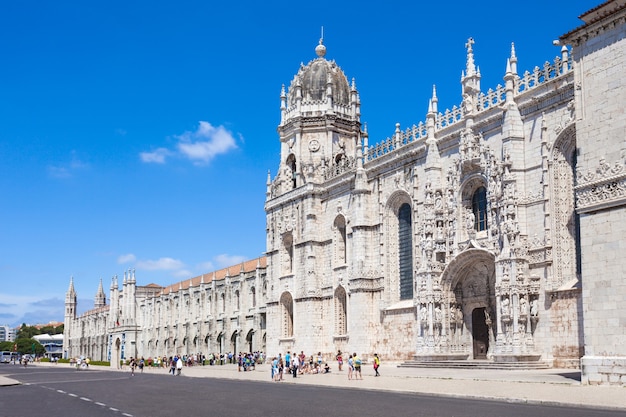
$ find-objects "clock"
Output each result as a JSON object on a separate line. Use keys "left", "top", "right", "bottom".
{"left": 308, "top": 139, "right": 320, "bottom": 152}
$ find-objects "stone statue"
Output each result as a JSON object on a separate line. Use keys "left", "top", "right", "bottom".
{"left": 530, "top": 299, "right": 539, "bottom": 317}
{"left": 501, "top": 297, "right": 510, "bottom": 315}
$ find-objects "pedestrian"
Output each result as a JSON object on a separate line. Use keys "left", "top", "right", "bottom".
{"left": 336, "top": 350, "right": 343, "bottom": 371}
{"left": 347, "top": 354, "right": 354, "bottom": 380}
{"left": 176, "top": 355, "right": 183, "bottom": 376}
{"left": 139, "top": 357, "right": 145, "bottom": 373}
{"left": 352, "top": 352, "right": 363, "bottom": 380}
{"left": 271, "top": 356, "right": 279, "bottom": 381}
{"left": 130, "top": 357, "right": 137, "bottom": 376}
{"left": 169, "top": 356, "right": 176, "bottom": 375}
{"left": 373, "top": 353, "right": 380, "bottom": 377}
{"left": 291, "top": 354, "right": 299, "bottom": 378}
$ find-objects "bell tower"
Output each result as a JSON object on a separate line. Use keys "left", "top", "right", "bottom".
{"left": 270, "top": 37, "right": 362, "bottom": 196}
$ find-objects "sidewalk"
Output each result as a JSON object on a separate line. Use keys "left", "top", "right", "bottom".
{"left": 2, "top": 362, "right": 625, "bottom": 411}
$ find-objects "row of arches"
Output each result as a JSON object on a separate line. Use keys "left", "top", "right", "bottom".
{"left": 279, "top": 286, "right": 347, "bottom": 338}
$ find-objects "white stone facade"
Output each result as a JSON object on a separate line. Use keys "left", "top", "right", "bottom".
{"left": 264, "top": 1, "right": 625, "bottom": 385}
{"left": 64, "top": 1, "right": 626, "bottom": 386}
{"left": 561, "top": 0, "right": 626, "bottom": 385}
{"left": 64, "top": 258, "right": 267, "bottom": 366}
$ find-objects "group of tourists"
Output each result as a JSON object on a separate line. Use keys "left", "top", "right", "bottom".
{"left": 269, "top": 350, "right": 381, "bottom": 381}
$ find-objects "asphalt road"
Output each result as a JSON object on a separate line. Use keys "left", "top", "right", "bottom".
{"left": 0, "top": 366, "right": 623, "bottom": 417}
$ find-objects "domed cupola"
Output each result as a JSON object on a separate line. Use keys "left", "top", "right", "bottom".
{"left": 287, "top": 38, "right": 351, "bottom": 107}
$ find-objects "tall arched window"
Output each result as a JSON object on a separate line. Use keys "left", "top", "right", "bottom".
{"left": 334, "top": 286, "right": 347, "bottom": 334}
{"left": 398, "top": 203, "right": 414, "bottom": 300}
{"left": 235, "top": 290, "right": 240, "bottom": 311}
{"left": 282, "top": 233, "right": 293, "bottom": 275}
{"left": 334, "top": 215, "right": 347, "bottom": 265}
{"left": 280, "top": 292, "right": 294, "bottom": 337}
{"left": 472, "top": 186, "right": 487, "bottom": 231}
{"left": 251, "top": 287, "right": 256, "bottom": 308}
{"left": 551, "top": 130, "right": 580, "bottom": 288}
{"left": 286, "top": 154, "right": 297, "bottom": 189}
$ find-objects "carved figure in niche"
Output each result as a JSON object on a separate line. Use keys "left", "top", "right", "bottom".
{"left": 449, "top": 305, "right": 456, "bottom": 322}
{"left": 434, "top": 191, "right": 443, "bottom": 210}
{"left": 501, "top": 297, "right": 510, "bottom": 316}
{"left": 436, "top": 222, "right": 445, "bottom": 241}
{"left": 466, "top": 208, "right": 475, "bottom": 230}
{"left": 463, "top": 93, "right": 474, "bottom": 114}
{"left": 447, "top": 189, "right": 455, "bottom": 209}
{"left": 420, "top": 306, "right": 427, "bottom": 322}
{"left": 434, "top": 305, "right": 442, "bottom": 322}
{"left": 519, "top": 295, "right": 528, "bottom": 316}
{"left": 530, "top": 299, "right": 539, "bottom": 317}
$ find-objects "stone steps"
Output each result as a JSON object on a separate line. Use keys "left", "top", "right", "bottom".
{"left": 398, "top": 360, "right": 551, "bottom": 370}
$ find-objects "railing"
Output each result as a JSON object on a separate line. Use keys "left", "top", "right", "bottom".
{"left": 365, "top": 54, "right": 571, "bottom": 162}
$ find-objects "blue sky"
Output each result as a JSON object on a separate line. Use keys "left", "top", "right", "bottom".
{"left": 0, "top": 0, "right": 599, "bottom": 328}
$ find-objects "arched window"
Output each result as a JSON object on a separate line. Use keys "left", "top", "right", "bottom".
{"left": 235, "top": 290, "right": 240, "bottom": 311}
{"left": 251, "top": 287, "right": 256, "bottom": 308}
{"left": 280, "top": 292, "right": 294, "bottom": 337}
{"left": 334, "top": 215, "right": 347, "bottom": 265}
{"left": 398, "top": 203, "right": 414, "bottom": 300}
{"left": 282, "top": 233, "right": 293, "bottom": 275}
{"left": 334, "top": 286, "right": 347, "bottom": 335}
{"left": 286, "top": 154, "right": 297, "bottom": 189}
{"left": 221, "top": 293, "right": 225, "bottom": 313}
{"left": 472, "top": 186, "right": 487, "bottom": 231}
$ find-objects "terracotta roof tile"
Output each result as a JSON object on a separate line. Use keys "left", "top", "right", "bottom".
{"left": 159, "top": 256, "right": 266, "bottom": 296}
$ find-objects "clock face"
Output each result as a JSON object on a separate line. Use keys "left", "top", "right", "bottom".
{"left": 308, "top": 139, "right": 320, "bottom": 152}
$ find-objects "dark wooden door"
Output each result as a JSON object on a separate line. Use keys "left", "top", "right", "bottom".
{"left": 472, "top": 308, "right": 489, "bottom": 359}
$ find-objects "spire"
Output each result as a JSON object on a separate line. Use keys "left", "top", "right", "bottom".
{"left": 315, "top": 28, "right": 326, "bottom": 58}
{"left": 67, "top": 276, "right": 76, "bottom": 295}
{"left": 461, "top": 38, "right": 481, "bottom": 98}
{"left": 509, "top": 42, "right": 518, "bottom": 75}
{"left": 95, "top": 278, "right": 106, "bottom": 308}
{"left": 502, "top": 52, "right": 524, "bottom": 139}
{"left": 465, "top": 37, "right": 476, "bottom": 76}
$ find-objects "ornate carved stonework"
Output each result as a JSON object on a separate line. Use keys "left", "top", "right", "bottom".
{"left": 575, "top": 156, "right": 626, "bottom": 213}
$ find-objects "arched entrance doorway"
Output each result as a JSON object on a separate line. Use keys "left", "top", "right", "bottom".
{"left": 434, "top": 246, "right": 496, "bottom": 359}
{"left": 472, "top": 307, "right": 489, "bottom": 359}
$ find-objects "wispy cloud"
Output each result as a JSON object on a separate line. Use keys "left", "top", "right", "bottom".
{"left": 140, "top": 121, "right": 238, "bottom": 165}
{"left": 139, "top": 147, "right": 171, "bottom": 164}
{"left": 117, "top": 253, "right": 137, "bottom": 264}
{"left": 214, "top": 254, "right": 247, "bottom": 268}
{"left": 0, "top": 294, "right": 65, "bottom": 327}
{"left": 47, "top": 150, "right": 89, "bottom": 178}
{"left": 135, "top": 257, "right": 185, "bottom": 271}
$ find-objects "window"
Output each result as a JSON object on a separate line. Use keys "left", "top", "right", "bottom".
{"left": 280, "top": 292, "right": 293, "bottom": 337}
{"left": 398, "top": 203, "right": 414, "bottom": 300}
{"left": 282, "top": 233, "right": 293, "bottom": 275}
{"left": 334, "top": 216, "right": 347, "bottom": 264}
{"left": 472, "top": 187, "right": 487, "bottom": 231}
{"left": 335, "top": 286, "right": 347, "bottom": 334}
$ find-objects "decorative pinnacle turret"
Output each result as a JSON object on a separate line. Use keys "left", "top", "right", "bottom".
{"left": 315, "top": 27, "right": 326, "bottom": 58}
{"left": 465, "top": 37, "right": 476, "bottom": 76}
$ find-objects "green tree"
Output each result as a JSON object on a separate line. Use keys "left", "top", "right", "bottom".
{"left": 0, "top": 341, "right": 14, "bottom": 351}
{"left": 16, "top": 324, "right": 39, "bottom": 339}
{"left": 15, "top": 338, "right": 45, "bottom": 356}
